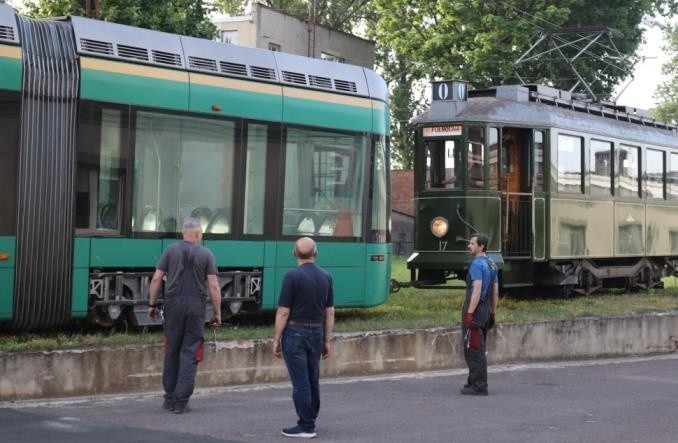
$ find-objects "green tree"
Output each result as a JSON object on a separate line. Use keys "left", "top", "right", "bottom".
{"left": 654, "top": 25, "right": 678, "bottom": 122}
{"left": 368, "top": 0, "right": 676, "bottom": 168}
{"left": 23, "top": 0, "right": 216, "bottom": 39}
{"left": 213, "top": 0, "right": 371, "bottom": 33}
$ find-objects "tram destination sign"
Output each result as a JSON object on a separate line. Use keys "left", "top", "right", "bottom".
{"left": 423, "top": 125, "right": 462, "bottom": 137}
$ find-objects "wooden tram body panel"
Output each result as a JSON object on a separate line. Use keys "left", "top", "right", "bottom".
{"left": 410, "top": 81, "right": 678, "bottom": 291}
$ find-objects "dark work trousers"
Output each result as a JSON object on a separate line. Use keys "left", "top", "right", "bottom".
{"left": 162, "top": 250, "right": 206, "bottom": 409}
{"left": 461, "top": 296, "right": 490, "bottom": 392}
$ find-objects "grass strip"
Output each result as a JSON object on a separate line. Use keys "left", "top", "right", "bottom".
{"left": 1, "top": 256, "right": 677, "bottom": 352}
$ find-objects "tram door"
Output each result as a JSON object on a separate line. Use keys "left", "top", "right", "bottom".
{"left": 501, "top": 128, "right": 532, "bottom": 256}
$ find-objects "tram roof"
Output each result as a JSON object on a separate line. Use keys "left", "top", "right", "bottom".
{"left": 414, "top": 84, "right": 677, "bottom": 148}
{"left": 0, "top": 3, "right": 388, "bottom": 104}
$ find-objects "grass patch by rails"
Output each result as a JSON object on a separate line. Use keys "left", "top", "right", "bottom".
{"left": 1, "top": 257, "right": 677, "bottom": 352}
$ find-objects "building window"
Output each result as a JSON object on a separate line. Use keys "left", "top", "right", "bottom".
{"left": 321, "top": 52, "right": 345, "bottom": 63}
{"left": 221, "top": 30, "right": 238, "bottom": 45}
{"left": 268, "top": 43, "right": 281, "bottom": 52}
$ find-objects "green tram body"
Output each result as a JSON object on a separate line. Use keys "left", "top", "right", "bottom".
{"left": 0, "top": 5, "right": 391, "bottom": 329}
{"left": 408, "top": 80, "right": 678, "bottom": 294}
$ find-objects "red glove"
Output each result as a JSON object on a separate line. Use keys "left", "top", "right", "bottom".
{"left": 464, "top": 312, "right": 474, "bottom": 329}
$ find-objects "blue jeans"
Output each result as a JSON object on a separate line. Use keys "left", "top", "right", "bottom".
{"left": 282, "top": 325, "right": 324, "bottom": 432}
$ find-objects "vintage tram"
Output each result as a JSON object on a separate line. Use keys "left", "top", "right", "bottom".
{"left": 0, "top": 4, "right": 390, "bottom": 329}
{"left": 406, "top": 80, "right": 678, "bottom": 294}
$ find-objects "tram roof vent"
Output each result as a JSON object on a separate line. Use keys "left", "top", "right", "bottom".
{"left": 495, "top": 85, "right": 530, "bottom": 102}
{"left": 0, "top": 4, "right": 19, "bottom": 44}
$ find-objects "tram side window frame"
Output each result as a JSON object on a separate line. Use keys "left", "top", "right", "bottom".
{"left": 670, "top": 152, "right": 678, "bottom": 200}
{"left": 556, "top": 133, "right": 584, "bottom": 194}
{"left": 645, "top": 148, "right": 665, "bottom": 200}
{"left": 589, "top": 139, "right": 613, "bottom": 196}
{"left": 0, "top": 90, "right": 20, "bottom": 235}
{"left": 617, "top": 144, "right": 641, "bottom": 198}
{"left": 533, "top": 130, "right": 545, "bottom": 192}
{"left": 130, "top": 109, "right": 239, "bottom": 236}
{"left": 75, "top": 101, "right": 129, "bottom": 235}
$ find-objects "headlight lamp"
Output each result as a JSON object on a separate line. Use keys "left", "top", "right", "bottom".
{"left": 430, "top": 216, "right": 449, "bottom": 238}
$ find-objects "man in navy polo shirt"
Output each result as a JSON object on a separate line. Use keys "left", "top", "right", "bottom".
{"left": 273, "top": 237, "right": 335, "bottom": 439}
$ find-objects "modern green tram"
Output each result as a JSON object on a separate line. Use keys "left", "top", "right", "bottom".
{"left": 0, "top": 5, "right": 391, "bottom": 330}
{"left": 406, "top": 80, "right": 678, "bottom": 294}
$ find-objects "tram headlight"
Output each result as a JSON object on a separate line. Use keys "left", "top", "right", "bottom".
{"left": 430, "top": 216, "right": 449, "bottom": 238}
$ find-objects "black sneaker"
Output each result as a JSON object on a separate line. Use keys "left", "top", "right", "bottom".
{"left": 281, "top": 425, "right": 317, "bottom": 438}
{"left": 162, "top": 399, "right": 175, "bottom": 412}
{"left": 460, "top": 386, "right": 488, "bottom": 396}
{"left": 173, "top": 404, "right": 190, "bottom": 414}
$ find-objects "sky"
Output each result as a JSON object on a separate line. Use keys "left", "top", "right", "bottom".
{"left": 614, "top": 18, "right": 671, "bottom": 110}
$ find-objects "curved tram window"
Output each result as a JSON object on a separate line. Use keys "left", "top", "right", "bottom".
{"left": 283, "top": 128, "right": 366, "bottom": 237}
{"left": 371, "top": 136, "right": 389, "bottom": 243}
{"left": 132, "top": 112, "right": 236, "bottom": 234}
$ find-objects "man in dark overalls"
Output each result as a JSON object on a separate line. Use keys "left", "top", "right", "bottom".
{"left": 148, "top": 217, "right": 222, "bottom": 413}
{"left": 461, "top": 232, "right": 499, "bottom": 396}
{"left": 273, "top": 237, "right": 335, "bottom": 439}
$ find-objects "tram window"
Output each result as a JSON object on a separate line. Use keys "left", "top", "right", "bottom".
{"left": 534, "top": 131, "right": 545, "bottom": 191}
{"left": 425, "top": 139, "right": 461, "bottom": 189}
{"left": 76, "top": 106, "right": 125, "bottom": 231}
{"left": 557, "top": 134, "right": 583, "bottom": 193}
{"left": 243, "top": 124, "right": 268, "bottom": 235}
{"left": 488, "top": 128, "right": 499, "bottom": 190}
{"left": 670, "top": 153, "right": 678, "bottom": 200}
{"left": 618, "top": 145, "right": 640, "bottom": 198}
{"left": 0, "top": 91, "right": 19, "bottom": 234}
{"left": 370, "top": 136, "right": 389, "bottom": 243}
{"left": 132, "top": 112, "right": 235, "bottom": 234}
{"left": 589, "top": 139, "right": 612, "bottom": 195}
{"left": 468, "top": 126, "right": 484, "bottom": 189}
{"left": 282, "top": 128, "right": 365, "bottom": 237}
{"left": 645, "top": 149, "right": 664, "bottom": 199}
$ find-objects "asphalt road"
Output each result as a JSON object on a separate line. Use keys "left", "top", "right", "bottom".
{"left": 1, "top": 354, "right": 677, "bottom": 443}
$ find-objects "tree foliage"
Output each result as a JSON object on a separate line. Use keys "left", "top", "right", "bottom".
{"left": 654, "top": 25, "right": 678, "bottom": 122}
{"left": 214, "top": 0, "right": 371, "bottom": 33}
{"left": 368, "top": 0, "right": 676, "bottom": 168}
{"left": 23, "top": 0, "right": 216, "bottom": 39}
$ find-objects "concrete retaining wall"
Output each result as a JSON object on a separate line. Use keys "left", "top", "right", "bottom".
{"left": 1, "top": 312, "right": 677, "bottom": 401}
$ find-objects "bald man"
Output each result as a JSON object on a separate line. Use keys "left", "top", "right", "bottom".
{"left": 273, "top": 237, "right": 335, "bottom": 439}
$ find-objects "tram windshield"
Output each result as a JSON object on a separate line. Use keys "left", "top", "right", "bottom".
{"left": 425, "top": 139, "right": 461, "bottom": 189}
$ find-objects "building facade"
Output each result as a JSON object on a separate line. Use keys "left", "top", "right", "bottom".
{"left": 213, "top": 3, "right": 375, "bottom": 69}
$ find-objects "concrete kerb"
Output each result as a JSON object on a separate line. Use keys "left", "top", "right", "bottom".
{"left": 0, "top": 312, "right": 676, "bottom": 401}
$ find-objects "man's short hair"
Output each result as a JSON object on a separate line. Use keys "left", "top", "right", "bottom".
{"left": 182, "top": 217, "right": 202, "bottom": 232}
{"left": 471, "top": 232, "right": 489, "bottom": 252}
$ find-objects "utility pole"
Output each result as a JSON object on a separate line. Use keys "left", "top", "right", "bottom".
{"left": 83, "top": 0, "right": 102, "bottom": 19}
{"left": 307, "top": 0, "right": 316, "bottom": 58}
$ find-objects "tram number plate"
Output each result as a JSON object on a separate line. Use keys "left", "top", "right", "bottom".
{"left": 439, "top": 241, "right": 448, "bottom": 251}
